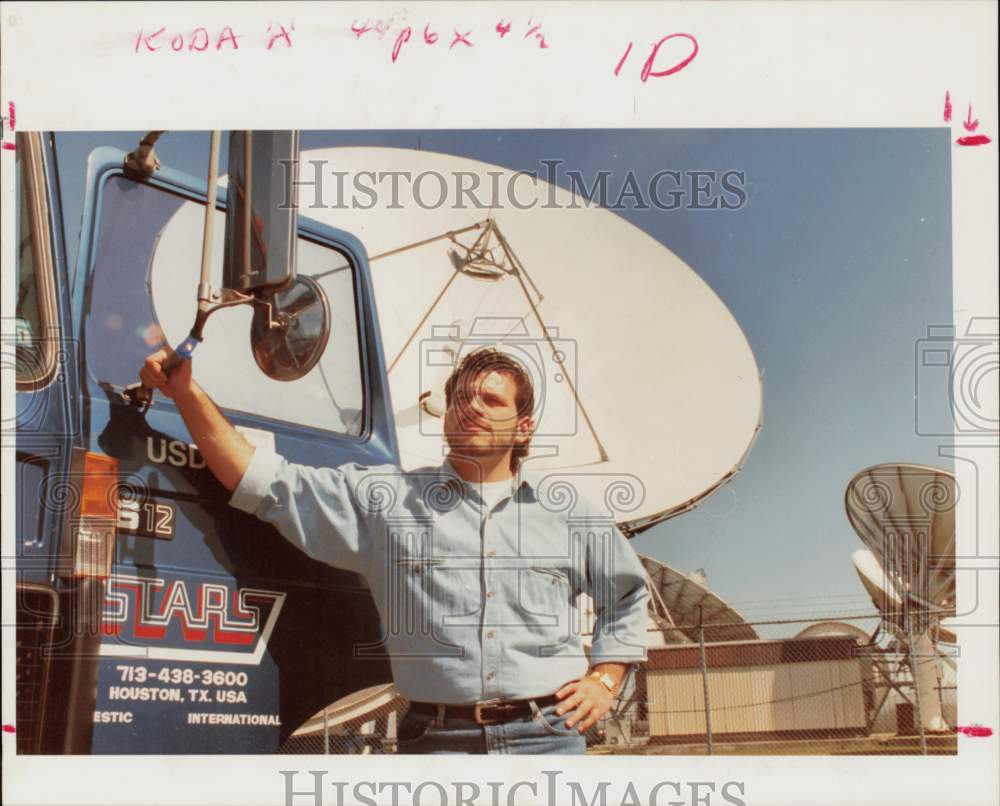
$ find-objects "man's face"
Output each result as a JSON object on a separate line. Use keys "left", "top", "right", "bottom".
{"left": 443, "top": 369, "right": 532, "bottom": 462}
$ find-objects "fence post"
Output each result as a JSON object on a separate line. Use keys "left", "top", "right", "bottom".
{"left": 906, "top": 624, "right": 928, "bottom": 756}
{"left": 697, "top": 605, "right": 714, "bottom": 755}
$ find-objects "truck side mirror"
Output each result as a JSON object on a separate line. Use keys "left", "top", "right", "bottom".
{"left": 250, "top": 275, "right": 331, "bottom": 381}
{"left": 222, "top": 131, "right": 300, "bottom": 294}
{"left": 222, "top": 131, "right": 331, "bottom": 382}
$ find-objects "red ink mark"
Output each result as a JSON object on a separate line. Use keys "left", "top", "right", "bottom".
{"left": 496, "top": 20, "right": 511, "bottom": 38}
{"left": 392, "top": 26, "right": 412, "bottom": 62}
{"left": 267, "top": 21, "right": 294, "bottom": 50}
{"left": 189, "top": 27, "right": 209, "bottom": 51}
{"left": 1, "top": 102, "right": 15, "bottom": 150}
{"left": 956, "top": 134, "right": 991, "bottom": 147}
{"left": 351, "top": 19, "right": 372, "bottom": 38}
{"left": 216, "top": 26, "right": 240, "bottom": 50}
{"left": 524, "top": 21, "right": 548, "bottom": 47}
{"left": 641, "top": 33, "right": 699, "bottom": 81}
{"left": 170, "top": 33, "right": 183, "bottom": 52}
{"left": 963, "top": 103, "right": 980, "bottom": 132}
{"left": 943, "top": 91, "right": 952, "bottom": 122}
{"left": 450, "top": 29, "right": 473, "bottom": 49}
{"left": 134, "top": 27, "right": 165, "bottom": 53}
{"left": 1, "top": 724, "right": 15, "bottom": 733}
{"left": 615, "top": 42, "right": 633, "bottom": 76}
{"left": 957, "top": 725, "right": 993, "bottom": 737}
{"left": 423, "top": 24, "right": 438, "bottom": 45}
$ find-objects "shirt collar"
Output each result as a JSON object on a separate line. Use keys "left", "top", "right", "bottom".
{"left": 440, "top": 457, "right": 538, "bottom": 501}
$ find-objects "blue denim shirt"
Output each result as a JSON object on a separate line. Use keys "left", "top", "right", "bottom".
{"left": 230, "top": 448, "right": 651, "bottom": 705}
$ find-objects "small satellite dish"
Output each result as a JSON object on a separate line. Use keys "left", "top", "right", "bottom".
{"left": 845, "top": 463, "right": 956, "bottom": 619}
{"left": 846, "top": 465, "right": 958, "bottom": 735}
{"left": 794, "top": 620, "right": 872, "bottom": 642}
{"left": 291, "top": 683, "right": 402, "bottom": 738}
{"left": 250, "top": 274, "right": 330, "bottom": 381}
{"left": 639, "top": 555, "right": 758, "bottom": 643}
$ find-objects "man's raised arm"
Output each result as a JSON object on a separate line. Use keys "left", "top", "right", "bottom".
{"left": 140, "top": 348, "right": 253, "bottom": 491}
{"left": 140, "top": 349, "right": 375, "bottom": 576}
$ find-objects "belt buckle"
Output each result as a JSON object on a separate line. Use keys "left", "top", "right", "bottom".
{"left": 473, "top": 698, "right": 505, "bottom": 725}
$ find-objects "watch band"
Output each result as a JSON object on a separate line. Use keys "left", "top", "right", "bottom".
{"left": 590, "top": 671, "right": 616, "bottom": 692}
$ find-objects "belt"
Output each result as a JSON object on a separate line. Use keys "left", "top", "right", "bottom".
{"left": 410, "top": 693, "right": 561, "bottom": 726}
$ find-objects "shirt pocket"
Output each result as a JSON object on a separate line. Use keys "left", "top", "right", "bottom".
{"left": 390, "top": 558, "right": 480, "bottom": 630}
{"left": 516, "top": 566, "right": 574, "bottom": 628}
{"left": 431, "top": 565, "right": 482, "bottom": 627}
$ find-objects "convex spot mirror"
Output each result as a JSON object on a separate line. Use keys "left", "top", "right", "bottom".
{"left": 251, "top": 275, "right": 331, "bottom": 381}
{"left": 223, "top": 131, "right": 300, "bottom": 294}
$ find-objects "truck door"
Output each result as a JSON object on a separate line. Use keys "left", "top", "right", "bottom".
{"left": 74, "top": 146, "right": 396, "bottom": 753}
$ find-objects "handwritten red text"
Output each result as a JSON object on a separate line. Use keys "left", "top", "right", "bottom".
{"left": 615, "top": 33, "right": 699, "bottom": 82}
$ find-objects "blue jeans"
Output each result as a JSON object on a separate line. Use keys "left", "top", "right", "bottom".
{"left": 396, "top": 700, "right": 586, "bottom": 755}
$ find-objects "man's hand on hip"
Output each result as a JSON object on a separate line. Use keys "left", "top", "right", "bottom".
{"left": 554, "top": 675, "right": 614, "bottom": 733}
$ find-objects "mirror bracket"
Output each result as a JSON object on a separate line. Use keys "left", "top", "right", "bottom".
{"left": 189, "top": 286, "right": 255, "bottom": 340}
{"left": 191, "top": 286, "right": 287, "bottom": 339}
{"left": 123, "top": 130, "right": 166, "bottom": 180}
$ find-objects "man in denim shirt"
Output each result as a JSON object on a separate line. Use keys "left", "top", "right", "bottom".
{"left": 142, "top": 346, "right": 651, "bottom": 754}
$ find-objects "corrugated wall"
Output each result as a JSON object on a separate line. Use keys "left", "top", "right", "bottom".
{"left": 648, "top": 658, "right": 868, "bottom": 739}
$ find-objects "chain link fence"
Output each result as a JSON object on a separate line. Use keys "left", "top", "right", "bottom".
{"left": 278, "top": 613, "right": 958, "bottom": 756}
{"left": 597, "top": 613, "right": 958, "bottom": 756}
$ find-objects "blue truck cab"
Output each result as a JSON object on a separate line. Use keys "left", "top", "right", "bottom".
{"left": 14, "top": 131, "right": 398, "bottom": 753}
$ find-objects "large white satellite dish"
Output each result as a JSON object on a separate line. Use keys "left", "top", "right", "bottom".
{"left": 639, "top": 555, "right": 758, "bottom": 643}
{"left": 151, "top": 146, "right": 762, "bottom": 533}
{"left": 304, "top": 147, "right": 761, "bottom": 532}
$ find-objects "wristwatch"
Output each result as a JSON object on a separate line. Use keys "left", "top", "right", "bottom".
{"left": 590, "top": 671, "right": 616, "bottom": 693}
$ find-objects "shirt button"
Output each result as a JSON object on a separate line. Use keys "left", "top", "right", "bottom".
{"left": 486, "top": 591, "right": 495, "bottom": 598}
{"left": 487, "top": 630, "right": 495, "bottom": 639}
{"left": 487, "top": 550, "right": 496, "bottom": 558}
{"left": 486, "top": 671, "right": 495, "bottom": 680}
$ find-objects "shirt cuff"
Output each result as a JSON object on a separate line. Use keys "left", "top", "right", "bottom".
{"left": 589, "top": 651, "right": 649, "bottom": 665}
{"left": 588, "top": 640, "right": 649, "bottom": 665}
{"left": 228, "top": 445, "right": 283, "bottom": 513}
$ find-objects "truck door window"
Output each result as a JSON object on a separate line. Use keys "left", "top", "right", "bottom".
{"left": 86, "top": 173, "right": 365, "bottom": 436}
{"left": 15, "top": 132, "right": 59, "bottom": 391}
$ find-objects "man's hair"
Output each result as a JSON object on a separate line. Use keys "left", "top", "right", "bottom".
{"left": 444, "top": 347, "right": 535, "bottom": 471}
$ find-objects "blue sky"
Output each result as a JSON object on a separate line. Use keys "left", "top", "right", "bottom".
{"left": 55, "top": 129, "right": 953, "bottom": 638}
